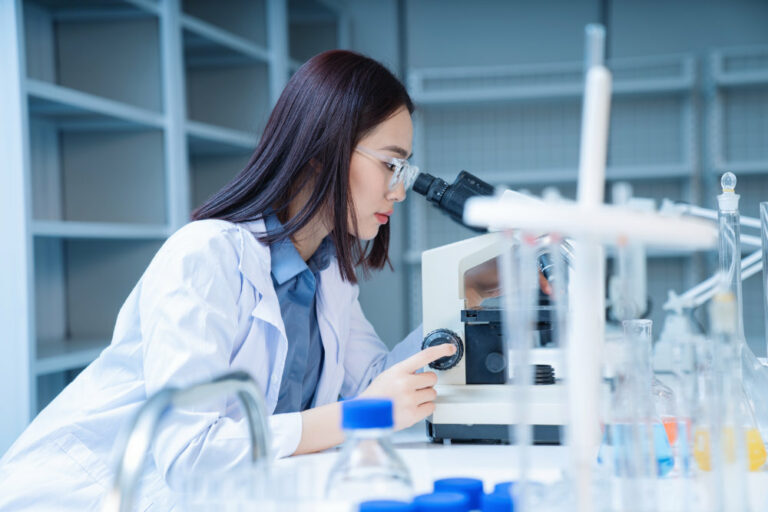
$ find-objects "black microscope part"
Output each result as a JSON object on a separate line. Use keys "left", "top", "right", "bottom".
{"left": 412, "top": 171, "right": 557, "bottom": 283}
{"left": 412, "top": 171, "right": 494, "bottom": 234}
{"left": 422, "top": 329, "right": 464, "bottom": 370}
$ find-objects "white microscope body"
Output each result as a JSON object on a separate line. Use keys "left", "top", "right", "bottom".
{"left": 421, "top": 232, "right": 567, "bottom": 443}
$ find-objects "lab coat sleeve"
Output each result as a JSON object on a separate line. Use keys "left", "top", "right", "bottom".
{"left": 340, "top": 293, "right": 424, "bottom": 398}
{"left": 137, "top": 224, "right": 299, "bottom": 490}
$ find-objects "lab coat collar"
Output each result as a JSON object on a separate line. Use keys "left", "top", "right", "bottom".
{"left": 236, "top": 219, "right": 352, "bottom": 407}
{"left": 237, "top": 220, "right": 286, "bottom": 341}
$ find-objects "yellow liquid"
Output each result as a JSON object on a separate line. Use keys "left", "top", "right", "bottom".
{"left": 693, "top": 428, "right": 711, "bottom": 471}
{"left": 746, "top": 429, "right": 767, "bottom": 471}
{"left": 693, "top": 427, "right": 767, "bottom": 471}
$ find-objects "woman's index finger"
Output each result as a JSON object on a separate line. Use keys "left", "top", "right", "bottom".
{"left": 399, "top": 343, "right": 456, "bottom": 373}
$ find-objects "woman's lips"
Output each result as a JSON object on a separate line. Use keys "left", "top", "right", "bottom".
{"left": 375, "top": 213, "right": 390, "bottom": 224}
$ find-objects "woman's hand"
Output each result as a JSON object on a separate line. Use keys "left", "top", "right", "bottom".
{"left": 360, "top": 343, "right": 456, "bottom": 431}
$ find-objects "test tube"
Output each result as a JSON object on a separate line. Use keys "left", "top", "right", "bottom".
{"left": 603, "top": 319, "right": 658, "bottom": 512}
{"left": 709, "top": 290, "right": 748, "bottom": 512}
{"left": 716, "top": 172, "right": 744, "bottom": 339}
{"left": 499, "top": 231, "right": 538, "bottom": 511}
{"left": 670, "top": 319, "right": 697, "bottom": 512}
{"left": 761, "top": 201, "right": 768, "bottom": 357}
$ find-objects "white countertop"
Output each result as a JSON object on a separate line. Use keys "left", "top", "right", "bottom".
{"left": 269, "top": 421, "right": 568, "bottom": 504}
{"left": 264, "top": 423, "right": 768, "bottom": 512}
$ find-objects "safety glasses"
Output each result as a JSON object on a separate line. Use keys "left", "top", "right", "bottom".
{"left": 355, "top": 146, "right": 420, "bottom": 191}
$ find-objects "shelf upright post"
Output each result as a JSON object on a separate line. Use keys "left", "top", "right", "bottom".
{"left": 0, "top": 0, "right": 34, "bottom": 453}
{"left": 160, "top": 0, "right": 191, "bottom": 230}
{"left": 267, "top": 0, "right": 289, "bottom": 107}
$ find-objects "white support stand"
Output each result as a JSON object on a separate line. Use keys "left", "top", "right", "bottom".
{"left": 463, "top": 25, "right": 718, "bottom": 512}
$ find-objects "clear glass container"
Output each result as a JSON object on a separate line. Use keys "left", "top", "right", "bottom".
{"left": 325, "top": 399, "right": 413, "bottom": 506}
{"left": 652, "top": 378, "right": 676, "bottom": 439}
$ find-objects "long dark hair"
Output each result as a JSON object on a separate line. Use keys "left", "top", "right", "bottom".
{"left": 192, "top": 50, "right": 414, "bottom": 284}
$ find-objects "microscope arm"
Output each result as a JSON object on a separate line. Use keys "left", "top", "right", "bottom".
{"left": 660, "top": 199, "right": 762, "bottom": 229}
{"left": 660, "top": 198, "right": 765, "bottom": 312}
{"left": 664, "top": 250, "right": 762, "bottom": 312}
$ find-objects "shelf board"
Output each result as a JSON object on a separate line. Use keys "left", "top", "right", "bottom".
{"left": 32, "top": 220, "right": 170, "bottom": 239}
{"left": 713, "top": 160, "right": 768, "bottom": 175}
{"left": 37, "top": 0, "right": 159, "bottom": 21}
{"left": 412, "top": 84, "right": 583, "bottom": 106}
{"left": 410, "top": 56, "right": 694, "bottom": 106}
{"left": 182, "top": 14, "right": 271, "bottom": 67}
{"left": 715, "top": 70, "right": 768, "bottom": 88}
{"left": 186, "top": 120, "right": 256, "bottom": 156}
{"left": 412, "top": 79, "right": 692, "bottom": 105}
{"left": 36, "top": 338, "right": 108, "bottom": 376}
{"left": 425, "top": 164, "right": 692, "bottom": 187}
{"left": 26, "top": 79, "right": 165, "bottom": 130}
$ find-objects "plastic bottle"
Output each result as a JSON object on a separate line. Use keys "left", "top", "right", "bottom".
{"left": 492, "top": 481, "right": 515, "bottom": 496}
{"left": 412, "top": 492, "right": 470, "bottom": 512}
{"left": 433, "top": 478, "right": 484, "bottom": 510}
{"left": 325, "top": 399, "right": 413, "bottom": 504}
{"left": 359, "top": 500, "right": 415, "bottom": 512}
{"left": 480, "top": 492, "right": 514, "bottom": 512}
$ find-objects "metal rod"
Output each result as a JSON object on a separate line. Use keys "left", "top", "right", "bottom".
{"left": 102, "top": 371, "right": 270, "bottom": 512}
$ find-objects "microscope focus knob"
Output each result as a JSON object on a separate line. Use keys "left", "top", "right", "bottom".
{"left": 422, "top": 329, "right": 464, "bottom": 370}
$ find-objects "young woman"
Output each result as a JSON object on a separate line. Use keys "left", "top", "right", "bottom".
{"left": 0, "top": 50, "right": 454, "bottom": 510}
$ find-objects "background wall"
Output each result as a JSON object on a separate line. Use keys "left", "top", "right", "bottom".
{"left": 348, "top": 0, "right": 768, "bottom": 357}
{"left": 4, "top": 0, "right": 768, "bottom": 453}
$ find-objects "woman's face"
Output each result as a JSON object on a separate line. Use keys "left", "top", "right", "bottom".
{"left": 348, "top": 107, "right": 413, "bottom": 240}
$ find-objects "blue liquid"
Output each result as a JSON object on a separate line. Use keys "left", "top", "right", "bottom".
{"left": 598, "top": 423, "right": 673, "bottom": 477}
{"left": 653, "top": 423, "right": 674, "bottom": 476}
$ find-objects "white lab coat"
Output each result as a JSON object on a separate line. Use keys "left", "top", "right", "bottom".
{"left": 0, "top": 219, "right": 422, "bottom": 511}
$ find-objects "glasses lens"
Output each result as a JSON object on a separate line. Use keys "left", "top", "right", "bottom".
{"left": 388, "top": 167, "right": 402, "bottom": 190}
{"left": 389, "top": 160, "right": 419, "bottom": 190}
{"left": 388, "top": 161, "right": 419, "bottom": 191}
{"left": 404, "top": 163, "right": 419, "bottom": 189}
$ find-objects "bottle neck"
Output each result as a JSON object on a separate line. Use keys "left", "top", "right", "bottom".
{"left": 344, "top": 427, "right": 393, "bottom": 440}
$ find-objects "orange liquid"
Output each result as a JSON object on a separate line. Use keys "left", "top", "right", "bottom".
{"left": 662, "top": 418, "right": 678, "bottom": 444}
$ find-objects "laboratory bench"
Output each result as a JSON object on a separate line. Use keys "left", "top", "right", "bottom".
{"left": 269, "top": 420, "right": 567, "bottom": 506}
{"left": 267, "top": 421, "right": 768, "bottom": 511}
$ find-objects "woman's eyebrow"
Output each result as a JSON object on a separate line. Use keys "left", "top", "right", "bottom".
{"left": 379, "top": 145, "right": 413, "bottom": 159}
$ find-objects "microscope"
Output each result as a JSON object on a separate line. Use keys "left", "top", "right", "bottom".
{"left": 413, "top": 172, "right": 569, "bottom": 444}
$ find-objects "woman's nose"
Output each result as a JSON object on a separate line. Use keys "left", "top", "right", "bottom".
{"left": 386, "top": 181, "right": 406, "bottom": 202}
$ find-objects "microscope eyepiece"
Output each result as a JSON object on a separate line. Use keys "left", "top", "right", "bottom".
{"left": 412, "top": 171, "right": 492, "bottom": 233}
{"left": 412, "top": 173, "right": 437, "bottom": 196}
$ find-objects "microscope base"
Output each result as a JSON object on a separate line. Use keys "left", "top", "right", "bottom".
{"left": 426, "top": 421, "right": 561, "bottom": 445}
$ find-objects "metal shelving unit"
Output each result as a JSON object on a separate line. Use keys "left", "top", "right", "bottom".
{"left": 405, "top": 54, "right": 700, "bottom": 333}
{"left": 0, "top": 0, "right": 297, "bottom": 453}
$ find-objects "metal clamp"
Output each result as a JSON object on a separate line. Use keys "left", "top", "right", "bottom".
{"left": 102, "top": 371, "right": 271, "bottom": 512}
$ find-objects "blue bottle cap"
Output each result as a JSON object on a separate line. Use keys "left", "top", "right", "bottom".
{"left": 342, "top": 398, "right": 394, "bottom": 429}
{"left": 493, "top": 481, "right": 515, "bottom": 496}
{"left": 413, "top": 492, "right": 470, "bottom": 512}
{"left": 434, "top": 477, "right": 484, "bottom": 509}
{"left": 359, "top": 500, "right": 414, "bottom": 512}
{"left": 482, "top": 492, "right": 514, "bottom": 512}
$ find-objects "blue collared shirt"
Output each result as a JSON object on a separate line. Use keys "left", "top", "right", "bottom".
{"left": 266, "top": 214, "right": 334, "bottom": 413}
